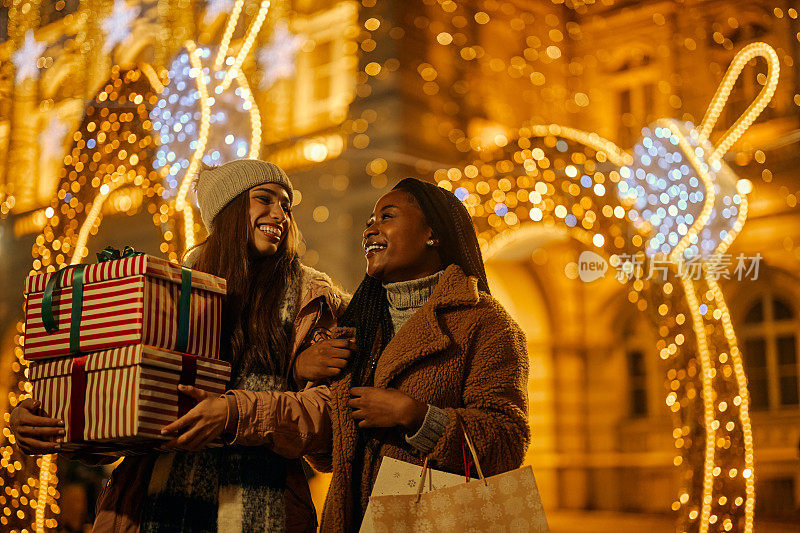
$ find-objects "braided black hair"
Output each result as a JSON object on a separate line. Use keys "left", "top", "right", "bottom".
{"left": 340, "top": 178, "right": 491, "bottom": 527}
{"left": 339, "top": 177, "right": 489, "bottom": 387}
{"left": 395, "top": 177, "right": 490, "bottom": 293}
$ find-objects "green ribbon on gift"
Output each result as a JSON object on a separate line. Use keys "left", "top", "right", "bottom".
{"left": 42, "top": 265, "right": 86, "bottom": 354}
{"left": 96, "top": 245, "right": 143, "bottom": 263}
{"left": 41, "top": 245, "right": 194, "bottom": 355}
{"left": 96, "top": 247, "right": 192, "bottom": 351}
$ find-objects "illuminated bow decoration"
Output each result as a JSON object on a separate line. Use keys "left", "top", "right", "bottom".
{"left": 618, "top": 42, "right": 780, "bottom": 263}
{"left": 164, "top": 1, "right": 271, "bottom": 250}
{"left": 467, "top": 42, "right": 779, "bottom": 533}
{"left": 615, "top": 42, "right": 779, "bottom": 533}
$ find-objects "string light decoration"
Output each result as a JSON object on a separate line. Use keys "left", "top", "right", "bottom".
{"left": 0, "top": 66, "right": 167, "bottom": 532}
{"left": 423, "top": 42, "right": 776, "bottom": 533}
{"left": 612, "top": 42, "right": 777, "bottom": 533}
{"left": 619, "top": 43, "right": 779, "bottom": 263}
{"left": 151, "top": 45, "right": 260, "bottom": 200}
{"left": 216, "top": 0, "right": 272, "bottom": 91}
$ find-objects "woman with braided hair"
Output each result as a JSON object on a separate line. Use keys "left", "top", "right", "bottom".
{"left": 298, "top": 177, "right": 531, "bottom": 532}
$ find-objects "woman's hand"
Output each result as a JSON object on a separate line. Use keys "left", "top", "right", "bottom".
{"left": 9, "top": 398, "right": 64, "bottom": 455}
{"left": 294, "top": 338, "right": 356, "bottom": 382}
{"left": 161, "top": 385, "right": 229, "bottom": 451}
{"left": 349, "top": 387, "right": 427, "bottom": 431}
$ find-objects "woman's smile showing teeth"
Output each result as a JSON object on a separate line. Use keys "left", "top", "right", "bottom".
{"left": 258, "top": 223, "right": 282, "bottom": 241}
{"left": 364, "top": 242, "right": 387, "bottom": 256}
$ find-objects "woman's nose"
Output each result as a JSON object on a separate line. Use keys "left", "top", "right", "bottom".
{"left": 269, "top": 205, "right": 286, "bottom": 223}
{"left": 363, "top": 223, "right": 377, "bottom": 240}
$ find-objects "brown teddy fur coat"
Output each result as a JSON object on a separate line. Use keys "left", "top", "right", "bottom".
{"left": 313, "top": 264, "right": 530, "bottom": 532}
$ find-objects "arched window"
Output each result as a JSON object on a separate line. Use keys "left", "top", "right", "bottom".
{"left": 621, "top": 317, "right": 654, "bottom": 418}
{"left": 627, "top": 349, "right": 648, "bottom": 418}
{"left": 600, "top": 42, "right": 667, "bottom": 147}
{"left": 740, "top": 293, "right": 799, "bottom": 410}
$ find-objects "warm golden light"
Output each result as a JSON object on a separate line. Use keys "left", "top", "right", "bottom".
{"left": 218, "top": 0, "right": 272, "bottom": 92}
{"left": 698, "top": 42, "right": 781, "bottom": 161}
{"left": 213, "top": 0, "right": 246, "bottom": 71}
{"left": 0, "top": 0, "right": 791, "bottom": 529}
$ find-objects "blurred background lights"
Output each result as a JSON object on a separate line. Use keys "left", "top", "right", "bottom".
{"left": 151, "top": 46, "right": 260, "bottom": 202}
{"left": 257, "top": 21, "right": 306, "bottom": 90}
{"left": 303, "top": 140, "right": 328, "bottom": 162}
{"left": 618, "top": 119, "right": 740, "bottom": 260}
{"left": 0, "top": 0, "right": 794, "bottom": 531}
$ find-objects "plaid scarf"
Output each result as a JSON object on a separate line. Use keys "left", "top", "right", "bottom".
{"left": 139, "top": 374, "right": 289, "bottom": 533}
{"left": 139, "top": 267, "right": 302, "bottom": 532}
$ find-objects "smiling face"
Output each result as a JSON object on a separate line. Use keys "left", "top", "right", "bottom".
{"left": 248, "top": 183, "right": 292, "bottom": 256}
{"left": 363, "top": 189, "right": 442, "bottom": 282}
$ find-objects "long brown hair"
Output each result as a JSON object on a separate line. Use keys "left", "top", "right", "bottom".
{"left": 190, "top": 190, "right": 301, "bottom": 378}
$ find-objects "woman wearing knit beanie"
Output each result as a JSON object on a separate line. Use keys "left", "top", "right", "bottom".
{"left": 11, "top": 159, "right": 354, "bottom": 532}
{"left": 298, "top": 177, "right": 531, "bottom": 532}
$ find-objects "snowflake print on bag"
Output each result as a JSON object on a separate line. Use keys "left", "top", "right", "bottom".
{"left": 412, "top": 517, "right": 434, "bottom": 533}
{"left": 498, "top": 473, "right": 518, "bottom": 494}
{"left": 430, "top": 491, "right": 451, "bottom": 512}
{"left": 504, "top": 496, "right": 525, "bottom": 516}
{"left": 434, "top": 512, "right": 456, "bottom": 530}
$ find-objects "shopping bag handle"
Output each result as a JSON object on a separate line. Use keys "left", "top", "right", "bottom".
{"left": 459, "top": 421, "right": 486, "bottom": 485}
{"left": 414, "top": 421, "right": 487, "bottom": 502}
{"left": 414, "top": 457, "right": 431, "bottom": 502}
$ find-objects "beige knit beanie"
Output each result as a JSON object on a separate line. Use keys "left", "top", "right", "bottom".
{"left": 194, "top": 159, "right": 294, "bottom": 231}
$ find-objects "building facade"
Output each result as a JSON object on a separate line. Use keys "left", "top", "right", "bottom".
{"left": 0, "top": 0, "right": 798, "bottom": 530}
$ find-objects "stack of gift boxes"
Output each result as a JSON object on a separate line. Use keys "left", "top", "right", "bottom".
{"left": 23, "top": 251, "right": 230, "bottom": 454}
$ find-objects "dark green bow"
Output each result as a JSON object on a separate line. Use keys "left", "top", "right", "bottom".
{"left": 96, "top": 245, "right": 144, "bottom": 263}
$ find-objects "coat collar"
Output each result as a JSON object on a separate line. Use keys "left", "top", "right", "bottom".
{"left": 374, "top": 264, "right": 480, "bottom": 387}
{"left": 327, "top": 266, "right": 480, "bottom": 463}
{"left": 289, "top": 265, "right": 349, "bottom": 362}
{"left": 297, "top": 264, "right": 347, "bottom": 317}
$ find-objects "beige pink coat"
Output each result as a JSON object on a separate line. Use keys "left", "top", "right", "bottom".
{"left": 92, "top": 265, "right": 347, "bottom": 532}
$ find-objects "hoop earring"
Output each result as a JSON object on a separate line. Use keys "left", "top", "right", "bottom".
{"left": 427, "top": 239, "right": 436, "bottom": 246}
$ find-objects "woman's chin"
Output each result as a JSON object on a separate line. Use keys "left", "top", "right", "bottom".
{"left": 252, "top": 239, "right": 280, "bottom": 257}
{"left": 365, "top": 262, "right": 384, "bottom": 281}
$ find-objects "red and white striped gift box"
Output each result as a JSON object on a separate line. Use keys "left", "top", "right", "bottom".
{"left": 28, "top": 344, "right": 231, "bottom": 453}
{"left": 23, "top": 254, "right": 226, "bottom": 360}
